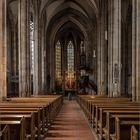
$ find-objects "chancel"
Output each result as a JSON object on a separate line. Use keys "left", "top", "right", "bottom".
{"left": 0, "top": 0, "right": 140, "bottom": 140}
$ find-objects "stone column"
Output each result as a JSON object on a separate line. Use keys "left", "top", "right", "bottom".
{"left": 97, "top": 19, "right": 102, "bottom": 95}
{"left": 38, "top": 22, "right": 42, "bottom": 94}
{"left": 62, "top": 42, "right": 68, "bottom": 93}
{"left": 40, "top": 19, "right": 45, "bottom": 92}
{"left": 43, "top": 32, "right": 47, "bottom": 92}
{"left": 62, "top": 43, "right": 66, "bottom": 92}
{"left": 11, "top": 24, "right": 18, "bottom": 95}
{"left": 97, "top": 1, "right": 107, "bottom": 95}
{"left": 0, "top": 0, "right": 7, "bottom": 100}
{"left": 108, "top": 0, "right": 121, "bottom": 97}
{"left": 18, "top": 0, "right": 31, "bottom": 97}
{"left": 33, "top": 3, "right": 40, "bottom": 95}
{"left": 11, "top": 25, "right": 18, "bottom": 76}
{"left": 50, "top": 40, "right": 55, "bottom": 92}
{"left": 41, "top": 26, "right": 46, "bottom": 92}
{"left": 132, "top": 0, "right": 140, "bottom": 102}
{"left": 75, "top": 41, "right": 80, "bottom": 92}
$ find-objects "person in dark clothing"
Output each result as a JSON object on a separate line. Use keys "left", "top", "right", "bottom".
{"left": 68, "top": 92, "right": 72, "bottom": 100}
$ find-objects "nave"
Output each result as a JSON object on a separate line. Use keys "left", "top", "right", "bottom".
{"left": 44, "top": 100, "right": 96, "bottom": 140}
{"left": 0, "top": 0, "right": 140, "bottom": 139}
{"left": 0, "top": 95, "right": 139, "bottom": 140}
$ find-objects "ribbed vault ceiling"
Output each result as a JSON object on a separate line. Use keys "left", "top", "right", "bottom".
{"left": 40, "top": 0, "right": 99, "bottom": 29}
{"left": 7, "top": 0, "right": 99, "bottom": 43}
{"left": 42, "top": 0, "right": 99, "bottom": 44}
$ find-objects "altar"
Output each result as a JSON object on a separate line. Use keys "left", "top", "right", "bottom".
{"left": 64, "top": 70, "right": 76, "bottom": 98}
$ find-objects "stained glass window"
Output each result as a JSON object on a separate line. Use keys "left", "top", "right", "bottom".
{"left": 67, "top": 41, "right": 74, "bottom": 78}
{"left": 55, "top": 41, "right": 61, "bottom": 79}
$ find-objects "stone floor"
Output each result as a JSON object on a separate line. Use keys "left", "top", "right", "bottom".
{"left": 44, "top": 100, "right": 96, "bottom": 140}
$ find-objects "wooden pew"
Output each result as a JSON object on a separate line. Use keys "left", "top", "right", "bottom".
{"left": 31, "top": 95, "right": 62, "bottom": 98}
{"left": 112, "top": 116, "right": 140, "bottom": 140}
{"left": 30, "top": 95, "right": 64, "bottom": 105}
{"left": 77, "top": 97, "right": 132, "bottom": 121}
{"left": 0, "top": 117, "right": 26, "bottom": 140}
{"left": 0, "top": 125, "right": 10, "bottom": 140}
{"left": 6, "top": 96, "right": 62, "bottom": 104}
{"left": 0, "top": 111, "right": 40, "bottom": 139}
{"left": 0, "top": 113, "right": 36, "bottom": 140}
{"left": 87, "top": 101, "right": 138, "bottom": 126}
{"left": 0, "top": 107, "right": 46, "bottom": 134}
{"left": 0, "top": 95, "right": 63, "bottom": 140}
{"left": 90, "top": 103, "right": 139, "bottom": 139}
{"left": 131, "top": 125, "right": 139, "bottom": 140}
{"left": 0, "top": 103, "right": 48, "bottom": 128}
{"left": 82, "top": 101, "right": 139, "bottom": 140}
{"left": 0, "top": 106, "right": 44, "bottom": 138}
{"left": 76, "top": 95, "right": 140, "bottom": 140}
{"left": 4, "top": 97, "right": 62, "bottom": 124}
{"left": 95, "top": 105, "right": 139, "bottom": 130}
{"left": 101, "top": 111, "right": 140, "bottom": 140}
{"left": 86, "top": 100, "right": 138, "bottom": 121}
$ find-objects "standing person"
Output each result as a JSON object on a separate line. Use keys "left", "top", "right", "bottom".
{"left": 68, "top": 92, "right": 72, "bottom": 101}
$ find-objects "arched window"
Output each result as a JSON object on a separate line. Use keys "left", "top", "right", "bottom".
{"left": 55, "top": 41, "right": 61, "bottom": 79}
{"left": 30, "top": 18, "right": 34, "bottom": 74}
{"left": 67, "top": 41, "right": 74, "bottom": 79}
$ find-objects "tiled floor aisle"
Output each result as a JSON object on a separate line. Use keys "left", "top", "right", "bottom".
{"left": 44, "top": 100, "right": 96, "bottom": 140}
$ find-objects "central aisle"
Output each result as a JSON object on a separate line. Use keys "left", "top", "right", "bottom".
{"left": 44, "top": 100, "right": 96, "bottom": 140}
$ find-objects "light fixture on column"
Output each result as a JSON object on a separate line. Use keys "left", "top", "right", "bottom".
{"left": 93, "top": 50, "right": 96, "bottom": 58}
{"left": 105, "top": 30, "right": 108, "bottom": 40}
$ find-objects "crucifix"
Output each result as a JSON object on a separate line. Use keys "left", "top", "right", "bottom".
{"left": 65, "top": 70, "right": 75, "bottom": 89}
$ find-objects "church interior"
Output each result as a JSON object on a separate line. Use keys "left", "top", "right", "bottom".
{"left": 0, "top": 0, "right": 140, "bottom": 140}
